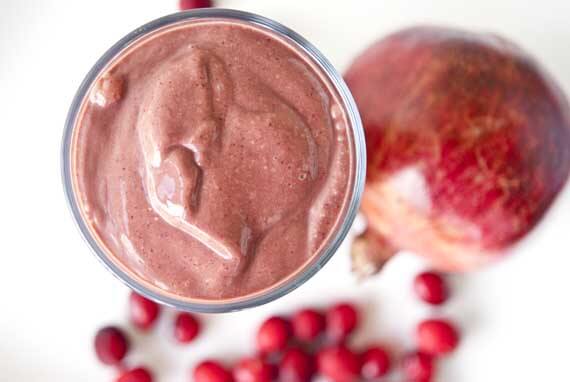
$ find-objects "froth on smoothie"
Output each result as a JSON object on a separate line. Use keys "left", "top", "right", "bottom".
{"left": 71, "top": 19, "right": 354, "bottom": 301}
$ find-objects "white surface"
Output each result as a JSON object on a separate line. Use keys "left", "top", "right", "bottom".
{"left": 1, "top": 0, "right": 569, "bottom": 381}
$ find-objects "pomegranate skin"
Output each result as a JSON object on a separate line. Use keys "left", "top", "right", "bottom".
{"left": 345, "top": 26, "right": 570, "bottom": 274}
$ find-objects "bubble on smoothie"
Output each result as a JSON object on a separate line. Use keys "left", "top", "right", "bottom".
{"left": 330, "top": 104, "right": 343, "bottom": 121}
{"left": 90, "top": 74, "right": 124, "bottom": 107}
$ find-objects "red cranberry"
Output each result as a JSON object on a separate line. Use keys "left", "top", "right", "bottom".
{"left": 94, "top": 326, "right": 129, "bottom": 366}
{"left": 175, "top": 312, "right": 201, "bottom": 344}
{"left": 360, "top": 346, "right": 391, "bottom": 379}
{"left": 414, "top": 272, "right": 449, "bottom": 305}
{"left": 292, "top": 309, "right": 326, "bottom": 342}
{"left": 233, "top": 357, "right": 275, "bottom": 382}
{"left": 317, "top": 345, "right": 361, "bottom": 382}
{"left": 256, "top": 316, "right": 292, "bottom": 354}
{"left": 179, "top": 0, "right": 213, "bottom": 10}
{"left": 402, "top": 351, "right": 434, "bottom": 382}
{"left": 279, "top": 348, "right": 315, "bottom": 382}
{"left": 116, "top": 367, "right": 153, "bottom": 382}
{"left": 326, "top": 303, "right": 359, "bottom": 342}
{"left": 194, "top": 360, "right": 233, "bottom": 382}
{"left": 129, "top": 292, "right": 160, "bottom": 331}
{"left": 417, "top": 319, "right": 460, "bottom": 355}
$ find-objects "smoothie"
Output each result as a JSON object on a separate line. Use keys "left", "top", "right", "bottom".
{"left": 71, "top": 19, "right": 355, "bottom": 300}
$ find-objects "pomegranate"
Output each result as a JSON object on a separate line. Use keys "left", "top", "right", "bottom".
{"left": 345, "top": 26, "right": 570, "bottom": 275}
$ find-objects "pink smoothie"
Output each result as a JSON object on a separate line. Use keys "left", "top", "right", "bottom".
{"left": 72, "top": 19, "right": 354, "bottom": 300}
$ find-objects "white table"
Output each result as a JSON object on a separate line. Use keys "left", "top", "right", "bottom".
{"left": 1, "top": 1, "right": 569, "bottom": 380}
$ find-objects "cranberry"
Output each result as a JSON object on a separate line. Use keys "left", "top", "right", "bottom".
{"left": 326, "top": 303, "right": 359, "bottom": 342}
{"left": 360, "top": 346, "right": 391, "bottom": 379}
{"left": 292, "top": 309, "right": 325, "bottom": 342}
{"left": 94, "top": 326, "right": 129, "bottom": 366}
{"left": 116, "top": 367, "right": 153, "bottom": 382}
{"left": 179, "top": 0, "right": 213, "bottom": 10}
{"left": 233, "top": 357, "right": 275, "bottom": 382}
{"left": 414, "top": 272, "right": 449, "bottom": 305}
{"left": 129, "top": 292, "right": 160, "bottom": 331}
{"left": 402, "top": 351, "right": 434, "bottom": 382}
{"left": 256, "top": 316, "right": 292, "bottom": 354}
{"left": 317, "top": 345, "right": 361, "bottom": 382}
{"left": 417, "top": 319, "right": 460, "bottom": 355}
{"left": 175, "top": 312, "right": 201, "bottom": 344}
{"left": 279, "top": 347, "right": 315, "bottom": 382}
{"left": 194, "top": 360, "right": 233, "bottom": 382}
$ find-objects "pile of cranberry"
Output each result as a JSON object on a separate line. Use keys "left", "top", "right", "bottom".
{"left": 93, "top": 271, "right": 459, "bottom": 382}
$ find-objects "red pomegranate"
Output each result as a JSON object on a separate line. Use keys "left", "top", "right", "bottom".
{"left": 345, "top": 26, "right": 570, "bottom": 275}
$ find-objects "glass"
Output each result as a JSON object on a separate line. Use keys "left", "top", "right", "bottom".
{"left": 61, "top": 9, "right": 366, "bottom": 313}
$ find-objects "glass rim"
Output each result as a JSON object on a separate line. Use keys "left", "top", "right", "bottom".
{"left": 61, "top": 8, "right": 366, "bottom": 313}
